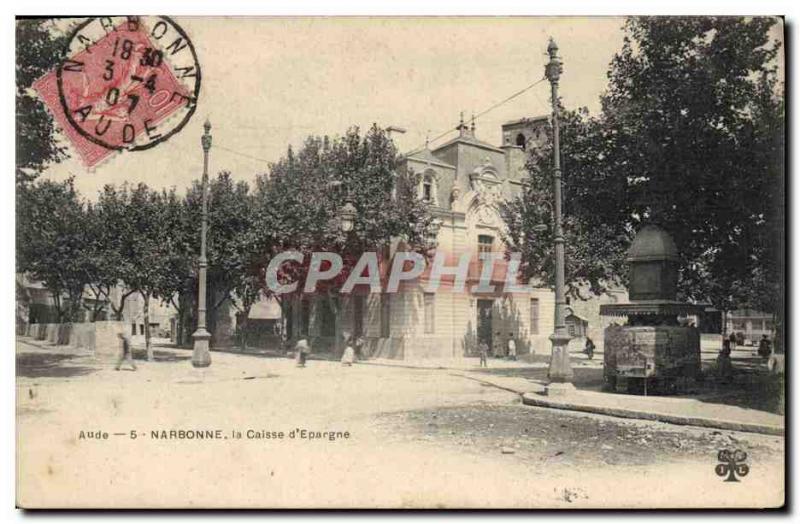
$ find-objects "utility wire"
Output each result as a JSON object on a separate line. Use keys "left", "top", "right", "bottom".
{"left": 187, "top": 76, "right": 550, "bottom": 165}
{"left": 411, "top": 76, "right": 548, "bottom": 153}
{"left": 214, "top": 143, "right": 274, "bottom": 165}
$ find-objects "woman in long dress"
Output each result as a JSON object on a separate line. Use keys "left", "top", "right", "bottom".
{"left": 295, "top": 338, "right": 310, "bottom": 367}
{"left": 341, "top": 334, "right": 356, "bottom": 366}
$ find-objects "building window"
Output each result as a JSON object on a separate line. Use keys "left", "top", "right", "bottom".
{"left": 423, "top": 179, "right": 433, "bottom": 202}
{"left": 424, "top": 293, "right": 435, "bottom": 334}
{"left": 420, "top": 171, "right": 438, "bottom": 205}
{"left": 478, "top": 234, "right": 494, "bottom": 254}
{"left": 516, "top": 133, "right": 526, "bottom": 149}
{"left": 380, "top": 294, "right": 391, "bottom": 338}
{"left": 530, "top": 298, "right": 539, "bottom": 335}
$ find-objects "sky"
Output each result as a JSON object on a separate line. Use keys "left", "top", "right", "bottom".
{"left": 38, "top": 17, "right": 644, "bottom": 196}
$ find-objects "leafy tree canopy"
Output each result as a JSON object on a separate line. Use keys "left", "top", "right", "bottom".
{"left": 259, "top": 124, "right": 435, "bottom": 294}
{"left": 504, "top": 16, "right": 783, "bottom": 314}
{"left": 16, "top": 19, "right": 70, "bottom": 184}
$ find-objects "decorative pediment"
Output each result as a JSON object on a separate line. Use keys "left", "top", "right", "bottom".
{"left": 469, "top": 156, "right": 501, "bottom": 193}
{"left": 474, "top": 204, "right": 501, "bottom": 227}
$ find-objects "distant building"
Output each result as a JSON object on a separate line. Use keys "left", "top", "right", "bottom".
{"left": 116, "top": 289, "right": 177, "bottom": 339}
{"left": 726, "top": 309, "right": 775, "bottom": 345}
{"left": 275, "top": 115, "right": 622, "bottom": 360}
{"left": 16, "top": 273, "right": 176, "bottom": 339}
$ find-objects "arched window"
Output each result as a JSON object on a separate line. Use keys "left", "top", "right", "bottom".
{"left": 423, "top": 177, "right": 433, "bottom": 202}
{"left": 515, "top": 133, "right": 526, "bottom": 150}
{"left": 420, "top": 170, "right": 437, "bottom": 205}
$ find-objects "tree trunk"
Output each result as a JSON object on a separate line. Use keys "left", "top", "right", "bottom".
{"left": 721, "top": 310, "right": 727, "bottom": 337}
{"left": 66, "top": 286, "right": 84, "bottom": 323}
{"left": 175, "top": 305, "right": 185, "bottom": 346}
{"left": 237, "top": 306, "right": 252, "bottom": 351}
{"left": 51, "top": 290, "right": 64, "bottom": 323}
{"left": 182, "top": 303, "right": 192, "bottom": 346}
{"left": 278, "top": 296, "right": 292, "bottom": 345}
{"left": 90, "top": 297, "right": 104, "bottom": 321}
{"left": 143, "top": 291, "right": 153, "bottom": 361}
{"left": 86, "top": 284, "right": 110, "bottom": 322}
{"left": 327, "top": 293, "right": 343, "bottom": 356}
{"left": 175, "top": 289, "right": 193, "bottom": 347}
{"left": 112, "top": 289, "right": 135, "bottom": 321}
{"left": 183, "top": 291, "right": 198, "bottom": 347}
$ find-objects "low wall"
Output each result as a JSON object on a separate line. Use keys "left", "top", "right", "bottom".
{"left": 24, "top": 321, "right": 127, "bottom": 355}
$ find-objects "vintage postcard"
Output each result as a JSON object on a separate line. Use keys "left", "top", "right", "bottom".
{"left": 15, "top": 15, "right": 785, "bottom": 509}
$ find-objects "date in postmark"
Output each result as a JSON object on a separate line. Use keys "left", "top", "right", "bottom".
{"left": 33, "top": 16, "right": 201, "bottom": 167}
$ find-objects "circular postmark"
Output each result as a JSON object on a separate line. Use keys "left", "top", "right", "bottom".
{"left": 56, "top": 16, "right": 201, "bottom": 152}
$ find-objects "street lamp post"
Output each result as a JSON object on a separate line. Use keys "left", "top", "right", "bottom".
{"left": 192, "top": 119, "right": 213, "bottom": 368}
{"left": 544, "top": 38, "right": 574, "bottom": 391}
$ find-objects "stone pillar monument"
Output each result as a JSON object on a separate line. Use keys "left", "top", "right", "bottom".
{"left": 600, "top": 225, "right": 702, "bottom": 394}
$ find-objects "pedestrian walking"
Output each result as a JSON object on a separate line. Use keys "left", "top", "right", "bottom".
{"left": 295, "top": 338, "right": 311, "bottom": 368}
{"left": 341, "top": 335, "right": 356, "bottom": 366}
{"left": 717, "top": 340, "right": 733, "bottom": 384}
{"left": 354, "top": 335, "right": 365, "bottom": 360}
{"left": 584, "top": 336, "right": 595, "bottom": 360}
{"left": 115, "top": 332, "right": 137, "bottom": 371}
{"left": 478, "top": 340, "right": 489, "bottom": 368}
{"left": 507, "top": 334, "right": 517, "bottom": 361}
{"left": 728, "top": 332, "right": 737, "bottom": 350}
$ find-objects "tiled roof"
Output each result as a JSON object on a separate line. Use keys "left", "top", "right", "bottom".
{"left": 432, "top": 134, "right": 504, "bottom": 153}
{"left": 404, "top": 148, "right": 455, "bottom": 168}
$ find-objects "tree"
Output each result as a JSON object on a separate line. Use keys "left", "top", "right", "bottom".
{"left": 599, "top": 17, "right": 783, "bottom": 316}
{"left": 95, "top": 183, "right": 182, "bottom": 360}
{"left": 94, "top": 185, "right": 139, "bottom": 321}
{"left": 150, "top": 189, "right": 196, "bottom": 347}
{"left": 16, "top": 178, "right": 89, "bottom": 322}
{"left": 260, "top": 125, "right": 435, "bottom": 350}
{"left": 81, "top": 202, "right": 118, "bottom": 321}
{"left": 16, "top": 19, "right": 70, "bottom": 184}
{"left": 184, "top": 172, "right": 269, "bottom": 349}
{"left": 502, "top": 109, "right": 630, "bottom": 299}
{"left": 504, "top": 17, "right": 784, "bottom": 323}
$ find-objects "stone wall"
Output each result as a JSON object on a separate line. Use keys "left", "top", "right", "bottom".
{"left": 24, "top": 321, "right": 127, "bottom": 355}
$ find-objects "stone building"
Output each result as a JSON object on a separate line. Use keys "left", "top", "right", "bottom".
{"left": 281, "top": 114, "right": 618, "bottom": 360}
{"left": 726, "top": 309, "right": 776, "bottom": 346}
{"left": 16, "top": 274, "right": 176, "bottom": 340}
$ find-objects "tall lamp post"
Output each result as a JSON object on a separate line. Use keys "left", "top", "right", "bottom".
{"left": 544, "top": 38, "right": 574, "bottom": 391}
{"left": 192, "top": 119, "right": 213, "bottom": 368}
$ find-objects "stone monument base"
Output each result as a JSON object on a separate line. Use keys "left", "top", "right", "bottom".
{"left": 603, "top": 325, "right": 701, "bottom": 395}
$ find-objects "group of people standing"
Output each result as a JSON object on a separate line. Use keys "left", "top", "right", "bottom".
{"left": 724, "top": 332, "right": 773, "bottom": 358}
{"left": 293, "top": 333, "right": 364, "bottom": 368}
{"left": 477, "top": 334, "right": 517, "bottom": 368}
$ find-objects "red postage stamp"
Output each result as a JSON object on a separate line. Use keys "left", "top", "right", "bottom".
{"left": 33, "top": 16, "right": 201, "bottom": 167}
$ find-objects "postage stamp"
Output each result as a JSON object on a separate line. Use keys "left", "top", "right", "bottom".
{"left": 33, "top": 16, "right": 201, "bottom": 167}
